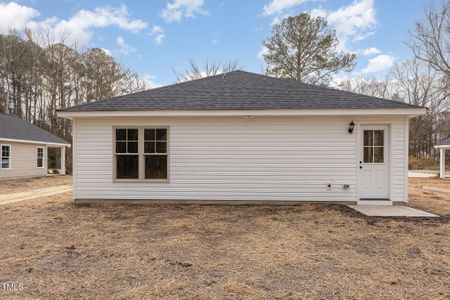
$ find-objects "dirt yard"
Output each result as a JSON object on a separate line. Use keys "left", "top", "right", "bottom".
{"left": 0, "top": 177, "right": 449, "bottom": 299}
{"left": 0, "top": 175, "right": 71, "bottom": 194}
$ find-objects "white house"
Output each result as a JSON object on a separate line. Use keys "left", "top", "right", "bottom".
{"left": 0, "top": 113, "right": 70, "bottom": 180}
{"left": 58, "top": 71, "right": 426, "bottom": 205}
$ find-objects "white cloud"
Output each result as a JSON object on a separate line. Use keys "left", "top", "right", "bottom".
{"left": 262, "top": 0, "right": 378, "bottom": 53}
{"left": 0, "top": 2, "right": 39, "bottom": 32}
{"left": 263, "top": 0, "right": 307, "bottom": 16}
{"left": 116, "top": 36, "right": 136, "bottom": 55}
{"left": 0, "top": 2, "right": 147, "bottom": 46}
{"left": 100, "top": 48, "right": 112, "bottom": 56}
{"left": 150, "top": 25, "right": 165, "bottom": 45}
{"left": 362, "top": 47, "right": 381, "bottom": 56}
{"left": 300, "top": 0, "right": 377, "bottom": 52}
{"left": 310, "top": 8, "right": 327, "bottom": 18}
{"left": 160, "top": 0, "right": 207, "bottom": 23}
{"left": 362, "top": 54, "right": 394, "bottom": 73}
{"left": 326, "top": 0, "right": 377, "bottom": 43}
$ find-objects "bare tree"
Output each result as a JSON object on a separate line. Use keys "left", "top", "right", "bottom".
{"left": 408, "top": 0, "right": 450, "bottom": 77}
{"left": 338, "top": 77, "right": 395, "bottom": 99}
{"left": 174, "top": 59, "right": 241, "bottom": 82}
{"left": 0, "top": 29, "right": 150, "bottom": 173}
{"left": 393, "top": 59, "right": 448, "bottom": 157}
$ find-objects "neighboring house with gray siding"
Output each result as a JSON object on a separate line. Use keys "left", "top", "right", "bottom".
{"left": 0, "top": 113, "right": 70, "bottom": 180}
{"left": 58, "top": 71, "right": 426, "bottom": 205}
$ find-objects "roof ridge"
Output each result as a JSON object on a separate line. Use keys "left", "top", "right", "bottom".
{"left": 234, "top": 71, "right": 416, "bottom": 107}
{"left": 61, "top": 69, "right": 425, "bottom": 112}
{"left": 61, "top": 70, "right": 243, "bottom": 111}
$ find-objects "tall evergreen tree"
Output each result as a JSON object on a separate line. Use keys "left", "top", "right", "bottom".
{"left": 263, "top": 13, "right": 356, "bottom": 84}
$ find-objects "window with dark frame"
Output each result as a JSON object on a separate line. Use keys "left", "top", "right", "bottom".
{"left": 1, "top": 145, "right": 11, "bottom": 169}
{"left": 115, "top": 128, "right": 139, "bottom": 179}
{"left": 114, "top": 128, "right": 168, "bottom": 181}
{"left": 144, "top": 128, "right": 168, "bottom": 180}
{"left": 37, "top": 147, "right": 44, "bottom": 168}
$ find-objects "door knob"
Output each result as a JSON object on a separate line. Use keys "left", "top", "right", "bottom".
{"left": 360, "top": 166, "right": 363, "bottom": 169}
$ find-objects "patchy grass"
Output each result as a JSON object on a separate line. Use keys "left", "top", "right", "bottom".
{"left": 0, "top": 178, "right": 449, "bottom": 299}
{"left": 0, "top": 175, "right": 72, "bottom": 195}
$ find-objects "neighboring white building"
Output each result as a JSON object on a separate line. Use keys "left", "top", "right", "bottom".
{"left": 435, "top": 137, "right": 450, "bottom": 179}
{"left": 58, "top": 71, "right": 426, "bottom": 205}
{"left": 0, "top": 113, "right": 70, "bottom": 180}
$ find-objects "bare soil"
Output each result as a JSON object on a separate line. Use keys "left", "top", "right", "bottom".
{"left": 0, "top": 177, "right": 448, "bottom": 299}
{"left": 0, "top": 175, "right": 72, "bottom": 195}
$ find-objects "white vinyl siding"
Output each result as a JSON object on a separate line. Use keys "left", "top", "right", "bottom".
{"left": 72, "top": 115, "right": 408, "bottom": 202}
{"left": 0, "top": 141, "right": 47, "bottom": 179}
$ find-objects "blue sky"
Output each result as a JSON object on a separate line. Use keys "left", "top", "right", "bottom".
{"left": 0, "top": 0, "right": 435, "bottom": 86}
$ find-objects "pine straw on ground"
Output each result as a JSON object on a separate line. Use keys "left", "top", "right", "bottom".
{"left": 0, "top": 178, "right": 449, "bottom": 299}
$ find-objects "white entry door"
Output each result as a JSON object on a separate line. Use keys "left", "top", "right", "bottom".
{"left": 359, "top": 125, "right": 389, "bottom": 199}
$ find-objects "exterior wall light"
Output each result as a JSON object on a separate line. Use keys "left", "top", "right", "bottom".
{"left": 348, "top": 120, "right": 355, "bottom": 134}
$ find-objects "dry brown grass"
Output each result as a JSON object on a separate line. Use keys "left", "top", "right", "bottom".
{"left": 0, "top": 176, "right": 72, "bottom": 195}
{"left": 0, "top": 178, "right": 449, "bottom": 299}
{"left": 409, "top": 177, "right": 450, "bottom": 216}
{"left": 409, "top": 156, "right": 450, "bottom": 170}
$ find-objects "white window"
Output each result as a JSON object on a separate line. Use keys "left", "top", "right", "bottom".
{"left": 114, "top": 127, "right": 169, "bottom": 181}
{"left": 1, "top": 145, "right": 11, "bottom": 169}
{"left": 37, "top": 147, "right": 44, "bottom": 168}
{"left": 363, "top": 130, "right": 384, "bottom": 163}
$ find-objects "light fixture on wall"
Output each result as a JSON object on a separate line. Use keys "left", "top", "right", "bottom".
{"left": 348, "top": 120, "right": 355, "bottom": 134}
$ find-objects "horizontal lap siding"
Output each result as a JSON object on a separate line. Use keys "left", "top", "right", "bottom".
{"left": 390, "top": 119, "right": 407, "bottom": 202}
{"left": 0, "top": 141, "right": 46, "bottom": 179}
{"left": 74, "top": 116, "right": 407, "bottom": 202}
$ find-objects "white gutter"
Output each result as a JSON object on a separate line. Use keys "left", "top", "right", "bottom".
{"left": 0, "top": 138, "right": 71, "bottom": 147}
{"left": 434, "top": 145, "right": 450, "bottom": 149}
{"left": 58, "top": 108, "right": 427, "bottom": 119}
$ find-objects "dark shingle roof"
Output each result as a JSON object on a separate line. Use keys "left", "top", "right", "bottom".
{"left": 439, "top": 136, "right": 450, "bottom": 145}
{"left": 0, "top": 113, "right": 69, "bottom": 145}
{"left": 63, "top": 70, "right": 422, "bottom": 112}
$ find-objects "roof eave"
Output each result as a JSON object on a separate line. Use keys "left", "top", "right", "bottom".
{"left": 58, "top": 107, "right": 427, "bottom": 119}
{"left": 0, "top": 137, "right": 71, "bottom": 147}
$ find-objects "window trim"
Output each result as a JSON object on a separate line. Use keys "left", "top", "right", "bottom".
{"left": 1, "top": 144, "right": 12, "bottom": 170}
{"left": 363, "top": 129, "right": 386, "bottom": 165}
{"left": 36, "top": 146, "right": 45, "bottom": 169}
{"left": 112, "top": 126, "right": 170, "bottom": 183}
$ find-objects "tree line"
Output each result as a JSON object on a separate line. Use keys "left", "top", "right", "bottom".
{"left": 0, "top": 1, "right": 448, "bottom": 166}
{"left": 0, "top": 30, "right": 150, "bottom": 142}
